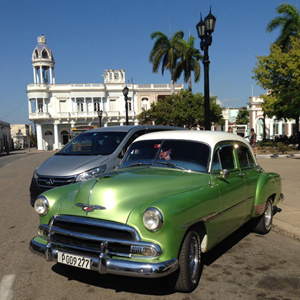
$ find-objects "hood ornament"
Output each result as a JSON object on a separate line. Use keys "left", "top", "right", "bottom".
{"left": 76, "top": 177, "right": 106, "bottom": 215}
{"left": 76, "top": 203, "right": 106, "bottom": 215}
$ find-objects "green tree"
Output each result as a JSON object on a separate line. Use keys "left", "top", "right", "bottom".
{"left": 267, "top": 3, "right": 300, "bottom": 52}
{"left": 174, "top": 35, "right": 203, "bottom": 92}
{"left": 252, "top": 36, "right": 300, "bottom": 132}
{"left": 138, "top": 89, "right": 223, "bottom": 129}
{"left": 235, "top": 108, "right": 249, "bottom": 125}
{"left": 149, "top": 30, "right": 184, "bottom": 93}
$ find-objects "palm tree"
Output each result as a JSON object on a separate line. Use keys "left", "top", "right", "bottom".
{"left": 149, "top": 30, "right": 184, "bottom": 93}
{"left": 267, "top": 3, "right": 300, "bottom": 52}
{"left": 174, "top": 35, "right": 203, "bottom": 92}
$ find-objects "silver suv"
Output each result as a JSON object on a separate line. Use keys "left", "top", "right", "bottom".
{"left": 30, "top": 125, "right": 185, "bottom": 206}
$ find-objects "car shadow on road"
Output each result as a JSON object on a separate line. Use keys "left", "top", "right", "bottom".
{"left": 51, "top": 223, "right": 253, "bottom": 295}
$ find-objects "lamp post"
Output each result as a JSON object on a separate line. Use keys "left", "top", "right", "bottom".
{"left": 98, "top": 110, "right": 103, "bottom": 128}
{"left": 122, "top": 86, "right": 129, "bottom": 125}
{"left": 196, "top": 8, "right": 216, "bottom": 131}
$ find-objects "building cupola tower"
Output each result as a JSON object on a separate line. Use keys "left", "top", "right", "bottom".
{"left": 32, "top": 35, "right": 55, "bottom": 84}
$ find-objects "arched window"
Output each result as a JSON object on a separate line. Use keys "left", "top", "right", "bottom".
{"left": 77, "top": 99, "right": 84, "bottom": 112}
{"left": 44, "top": 131, "right": 53, "bottom": 135}
{"left": 34, "top": 49, "right": 38, "bottom": 59}
{"left": 142, "top": 98, "right": 149, "bottom": 110}
{"left": 94, "top": 99, "right": 100, "bottom": 112}
{"left": 42, "top": 49, "right": 49, "bottom": 58}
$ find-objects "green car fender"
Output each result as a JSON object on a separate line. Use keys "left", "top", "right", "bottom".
{"left": 126, "top": 182, "right": 221, "bottom": 262}
{"left": 252, "top": 172, "right": 282, "bottom": 217}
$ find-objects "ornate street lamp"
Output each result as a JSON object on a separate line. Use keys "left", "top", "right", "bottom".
{"left": 98, "top": 110, "right": 103, "bottom": 128}
{"left": 122, "top": 86, "right": 129, "bottom": 125}
{"left": 196, "top": 7, "right": 216, "bottom": 131}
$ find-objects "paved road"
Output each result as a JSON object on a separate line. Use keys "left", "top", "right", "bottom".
{"left": 0, "top": 151, "right": 300, "bottom": 300}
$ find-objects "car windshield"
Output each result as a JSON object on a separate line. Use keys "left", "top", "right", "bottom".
{"left": 56, "top": 131, "right": 127, "bottom": 156}
{"left": 121, "top": 139, "right": 210, "bottom": 173}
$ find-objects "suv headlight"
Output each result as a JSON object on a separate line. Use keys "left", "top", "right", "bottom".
{"left": 33, "top": 170, "right": 39, "bottom": 180}
{"left": 34, "top": 196, "right": 49, "bottom": 216}
{"left": 75, "top": 165, "right": 107, "bottom": 182}
{"left": 143, "top": 207, "right": 163, "bottom": 232}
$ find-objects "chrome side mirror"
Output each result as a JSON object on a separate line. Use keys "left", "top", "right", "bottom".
{"left": 218, "top": 169, "right": 229, "bottom": 179}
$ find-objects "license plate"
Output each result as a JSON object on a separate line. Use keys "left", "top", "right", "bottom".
{"left": 57, "top": 251, "right": 91, "bottom": 270}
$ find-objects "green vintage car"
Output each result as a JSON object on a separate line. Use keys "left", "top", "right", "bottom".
{"left": 30, "top": 130, "right": 283, "bottom": 292}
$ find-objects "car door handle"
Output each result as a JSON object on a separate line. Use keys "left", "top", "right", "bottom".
{"left": 237, "top": 173, "right": 244, "bottom": 178}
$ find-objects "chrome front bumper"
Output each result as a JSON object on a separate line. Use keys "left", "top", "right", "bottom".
{"left": 30, "top": 238, "right": 178, "bottom": 278}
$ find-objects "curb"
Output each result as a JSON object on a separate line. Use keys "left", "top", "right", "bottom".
{"left": 273, "top": 219, "right": 300, "bottom": 242}
{"left": 256, "top": 153, "right": 300, "bottom": 159}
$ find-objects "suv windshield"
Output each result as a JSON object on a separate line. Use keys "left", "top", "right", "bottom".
{"left": 121, "top": 139, "right": 210, "bottom": 172}
{"left": 57, "top": 131, "right": 127, "bottom": 156}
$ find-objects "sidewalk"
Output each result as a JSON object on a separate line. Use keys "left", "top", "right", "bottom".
{"left": 257, "top": 156, "right": 300, "bottom": 242}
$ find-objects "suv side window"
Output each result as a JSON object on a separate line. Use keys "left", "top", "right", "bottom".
{"left": 212, "top": 145, "right": 236, "bottom": 171}
{"left": 119, "top": 130, "right": 146, "bottom": 158}
{"left": 237, "top": 144, "right": 256, "bottom": 168}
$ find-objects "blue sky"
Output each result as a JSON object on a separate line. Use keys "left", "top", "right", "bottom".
{"left": 0, "top": 0, "right": 298, "bottom": 124}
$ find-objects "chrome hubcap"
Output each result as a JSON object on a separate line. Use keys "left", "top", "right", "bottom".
{"left": 264, "top": 201, "right": 272, "bottom": 228}
{"left": 189, "top": 235, "right": 199, "bottom": 280}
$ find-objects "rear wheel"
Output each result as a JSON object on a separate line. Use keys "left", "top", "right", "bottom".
{"left": 168, "top": 229, "right": 202, "bottom": 293}
{"left": 253, "top": 199, "right": 273, "bottom": 234}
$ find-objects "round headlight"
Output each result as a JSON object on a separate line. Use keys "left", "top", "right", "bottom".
{"left": 34, "top": 196, "right": 49, "bottom": 216}
{"left": 143, "top": 207, "right": 163, "bottom": 231}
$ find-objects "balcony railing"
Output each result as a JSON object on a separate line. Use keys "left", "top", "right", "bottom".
{"left": 29, "top": 112, "right": 51, "bottom": 119}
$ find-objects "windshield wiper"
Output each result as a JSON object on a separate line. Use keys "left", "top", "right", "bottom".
{"left": 124, "top": 162, "right": 152, "bottom": 168}
{"left": 156, "top": 161, "right": 186, "bottom": 171}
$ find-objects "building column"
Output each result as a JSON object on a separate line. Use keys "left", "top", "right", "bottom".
{"left": 33, "top": 67, "right": 36, "bottom": 83}
{"left": 49, "top": 68, "right": 53, "bottom": 84}
{"left": 225, "top": 119, "right": 228, "bottom": 132}
{"left": 278, "top": 121, "right": 283, "bottom": 135}
{"left": 54, "top": 124, "right": 59, "bottom": 150}
{"left": 36, "top": 124, "right": 43, "bottom": 150}
{"left": 28, "top": 99, "right": 32, "bottom": 114}
{"left": 39, "top": 66, "right": 43, "bottom": 84}
{"left": 287, "top": 121, "right": 292, "bottom": 136}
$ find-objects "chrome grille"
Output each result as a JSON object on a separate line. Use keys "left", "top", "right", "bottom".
{"left": 37, "top": 175, "right": 76, "bottom": 188}
{"left": 48, "top": 215, "right": 139, "bottom": 256}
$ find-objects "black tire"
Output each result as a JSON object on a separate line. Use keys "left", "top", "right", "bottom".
{"left": 168, "top": 229, "right": 203, "bottom": 293}
{"left": 253, "top": 199, "right": 273, "bottom": 234}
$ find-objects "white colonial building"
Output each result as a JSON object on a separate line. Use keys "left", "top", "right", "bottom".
{"left": 248, "top": 95, "right": 297, "bottom": 138}
{"left": 27, "top": 35, "right": 183, "bottom": 150}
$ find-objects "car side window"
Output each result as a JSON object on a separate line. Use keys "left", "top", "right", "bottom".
{"left": 119, "top": 130, "right": 146, "bottom": 158}
{"left": 212, "top": 145, "right": 236, "bottom": 171}
{"left": 237, "top": 144, "right": 256, "bottom": 168}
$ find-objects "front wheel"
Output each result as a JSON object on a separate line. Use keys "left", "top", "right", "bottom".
{"left": 253, "top": 199, "right": 273, "bottom": 234}
{"left": 168, "top": 229, "right": 203, "bottom": 293}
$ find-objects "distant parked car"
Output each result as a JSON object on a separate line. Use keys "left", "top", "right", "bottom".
{"left": 30, "top": 125, "right": 186, "bottom": 206}
{"left": 30, "top": 131, "right": 283, "bottom": 292}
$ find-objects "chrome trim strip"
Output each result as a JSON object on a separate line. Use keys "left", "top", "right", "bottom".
{"left": 88, "top": 178, "right": 99, "bottom": 205}
{"left": 30, "top": 238, "right": 178, "bottom": 278}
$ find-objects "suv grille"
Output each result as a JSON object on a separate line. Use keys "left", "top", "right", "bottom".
{"left": 37, "top": 175, "right": 76, "bottom": 188}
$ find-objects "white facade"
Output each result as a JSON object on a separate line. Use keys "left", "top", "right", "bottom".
{"left": 248, "top": 96, "right": 297, "bottom": 138}
{"left": 11, "top": 124, "right": 30, "bottom": 149}
{"left": 27, "top": 36, "right": 183, "bottom": 151}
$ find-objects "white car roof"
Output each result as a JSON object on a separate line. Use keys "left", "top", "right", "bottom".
{"left": 135, "top": 130, "right": 248, "bottom": 148}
